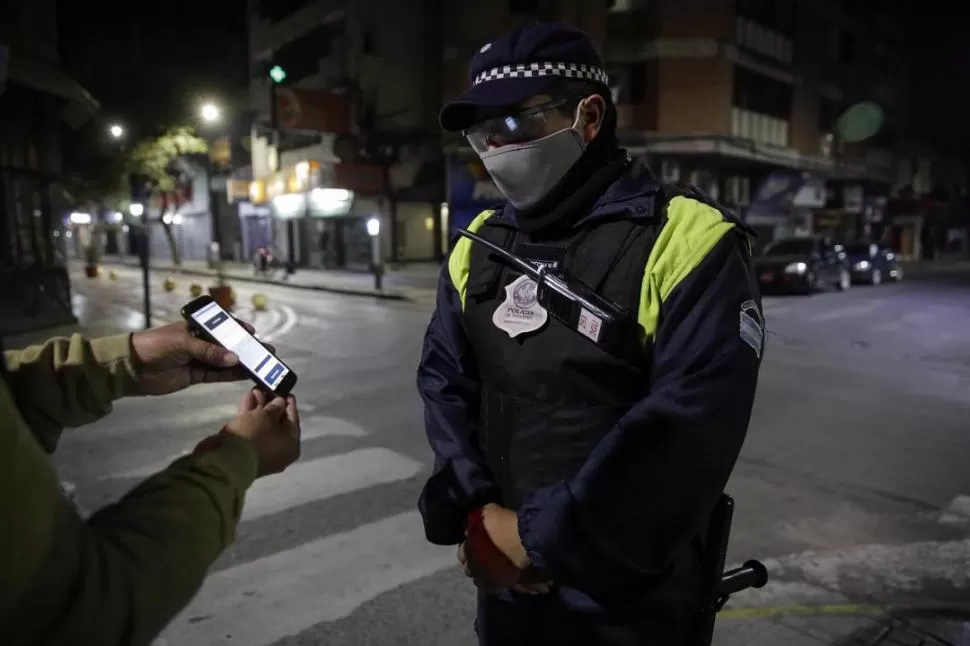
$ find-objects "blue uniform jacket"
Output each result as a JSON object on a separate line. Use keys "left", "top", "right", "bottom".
{"left": 416, "top": 164, "right": 763, "bottom": 607}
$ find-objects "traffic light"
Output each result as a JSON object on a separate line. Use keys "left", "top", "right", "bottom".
{"left": 269, "top": 65, "right": 287, "bottom": 84}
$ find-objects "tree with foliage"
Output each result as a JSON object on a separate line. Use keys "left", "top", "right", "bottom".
{"left": 128, "top": 126, "right": 209, "bottom": 266}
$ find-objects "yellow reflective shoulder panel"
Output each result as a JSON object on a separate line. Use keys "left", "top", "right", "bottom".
{"left": 637, "top": 196, "right": 736, "bottom": 341}
{"left": 447, "top": 209, "right": 497, "bottom": 310}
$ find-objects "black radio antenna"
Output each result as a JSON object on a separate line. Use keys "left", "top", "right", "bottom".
{"left": 456, "top": 228, "right": 544, "bottom": 281}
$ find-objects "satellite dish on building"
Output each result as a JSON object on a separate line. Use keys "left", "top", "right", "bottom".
{"left": 835, "top": 101, "right": 885, "bottom": 143}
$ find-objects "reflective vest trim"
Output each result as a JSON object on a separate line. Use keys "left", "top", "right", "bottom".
{"left": 448, "top": 209, "right": 497, "bottom": 310}
{"left": 447, "top": 198, "right": 738, "bottom": 343}
{"left": 637, "top": 195, "right": 737, "bottom": 342}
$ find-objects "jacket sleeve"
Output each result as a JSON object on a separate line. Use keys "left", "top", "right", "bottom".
{"left": 416, "top": 265, "right": 500, "bottom": 545}
{"left": 0, "top": 388, "right": 257, "bottom": 646}
{"left": 516, "top": 229, "right": 763, "bottom": 600}
{"left": 2, "top": 333, "right": 140, "bottom": 453}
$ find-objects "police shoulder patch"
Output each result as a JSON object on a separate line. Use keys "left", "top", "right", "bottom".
{"left": 739, "top": 298, "right": 764, "bottom": 359}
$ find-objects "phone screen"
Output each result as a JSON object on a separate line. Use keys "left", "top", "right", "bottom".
{"left": 190, "top": 300, "right": 291, "bottom": 391}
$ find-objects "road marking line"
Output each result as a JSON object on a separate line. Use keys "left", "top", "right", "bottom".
{"left": 241, "top": 447, "right": 422, "bottom": 522}
{"left": 98, "top": 407, "right": 332, "bottom": 481}
{"left": 154, "top": 511, "right": 454, "bottom": 646}
{"left": 719, "top": 602, "right": 970, "bottom": 620}
{"left": 262, "top": 304, "right": 297, "bottom": 342}
{"left": 806, "top": 299, "right": 886, "bottom": 323}
{"left": 939, "top": 494, "right": 970, "bottom": 529}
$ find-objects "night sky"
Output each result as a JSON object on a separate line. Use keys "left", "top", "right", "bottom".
{"left": 57, "top": 0, "right": 249, "bottom": 139}
{"left": 55, "top": 0, "right": 969, "bottom": 157}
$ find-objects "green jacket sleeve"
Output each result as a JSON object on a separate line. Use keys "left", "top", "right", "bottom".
{"left": 2, "top": 333, "right": 140, "bottom": 453}
{"left": 0, "top": 334, "right": 261, "bottom": 646}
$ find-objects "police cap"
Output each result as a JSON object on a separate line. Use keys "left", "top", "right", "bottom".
{"left": 439, "top": 22, "right": 610, "bottom": 133}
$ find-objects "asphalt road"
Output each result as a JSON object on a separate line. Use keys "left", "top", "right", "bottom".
{"left": 49, "top": 265, "right": 970, "bottom": 646}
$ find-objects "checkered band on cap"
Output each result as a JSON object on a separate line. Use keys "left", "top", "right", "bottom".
{"left": 473, "top": 62, "right": 610, "bottom": 87}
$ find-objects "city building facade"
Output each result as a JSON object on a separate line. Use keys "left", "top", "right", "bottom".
{"left": 0, "top": 0, "right": 99, "bottom": 335}
{"left": 242, "top": 0, "right": 964, "bottom": 264}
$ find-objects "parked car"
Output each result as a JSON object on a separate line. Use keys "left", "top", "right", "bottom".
{"left": 845, "top": 242, "right": 903, "bottom": 285}
{"left": 754, "top": 236, "right": 851, "bottom": 295}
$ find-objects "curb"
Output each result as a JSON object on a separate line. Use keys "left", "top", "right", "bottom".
{"left": 94, "top": 260, "right": 414, "bottom": 302}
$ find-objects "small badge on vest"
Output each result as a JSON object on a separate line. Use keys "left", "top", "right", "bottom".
{"left": 492, "top": 274, "right": 549, "bottom": 338}
{"left": 513, "top": 242, "right": 566, "bottom": 272}
{"left": 739, "top": 298, "right": 764, "bottom": 359}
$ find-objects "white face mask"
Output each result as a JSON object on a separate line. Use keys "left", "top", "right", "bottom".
{"left": 478, "top": 111, "right": 588, "bottom": 210}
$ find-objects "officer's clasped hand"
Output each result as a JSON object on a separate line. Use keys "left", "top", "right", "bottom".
{"left": 458, "top": 504, "right": 555, "bottom": 595}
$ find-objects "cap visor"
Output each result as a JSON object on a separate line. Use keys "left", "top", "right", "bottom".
{"left": 439, "top": 76, "right": 557, "bottom": 132}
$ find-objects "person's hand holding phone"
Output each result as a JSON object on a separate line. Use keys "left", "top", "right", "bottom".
{"left": 131, "top": 320, "right": 275, "bottom": 396}
{"left": 221, "top": 388, "right": 301, "bottom": 477}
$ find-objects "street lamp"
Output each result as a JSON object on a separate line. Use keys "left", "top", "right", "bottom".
{"left": 367, "top": 217, "right": 383, "bottom": 291}
{"left": 200, "top": 102, "right": 221, "bottom": 124}
{"left": 109, "top": 124, "right": 124, "bottom": 139}
{"left": 129, "top": 203, "right": 144, "bottom": 217}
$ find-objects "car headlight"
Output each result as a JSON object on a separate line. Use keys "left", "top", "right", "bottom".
{"left": 784, "top": 262, "right": 807, "bottom": 274}
{"left": 853, "top": 260, "right": 870, "bottom": 271}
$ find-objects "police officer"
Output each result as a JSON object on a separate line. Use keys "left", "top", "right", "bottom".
{"left": 417, "top": 22, "right": 764, "bottom": 646}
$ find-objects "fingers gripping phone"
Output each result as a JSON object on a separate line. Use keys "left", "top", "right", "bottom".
{"left": 181, "top": 295, "right": 298, "bottom": 396}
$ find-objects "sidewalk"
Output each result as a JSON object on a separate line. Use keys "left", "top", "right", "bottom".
{"left": 715, "top": 608, "right": 968, "bottom": 645}
{"left": 96, "top": 255, "right": 440, "bottom": 302}
{"left": 902, "top": 257, "right": 970, "bottom": 277}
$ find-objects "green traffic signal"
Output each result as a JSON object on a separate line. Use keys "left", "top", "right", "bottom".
{"left": 269, "top": 65, "right": 287, "bottom": 83}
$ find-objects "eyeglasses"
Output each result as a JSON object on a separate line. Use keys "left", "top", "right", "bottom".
{"left": 463, "top": 98, "right": 581, "bottom": 155}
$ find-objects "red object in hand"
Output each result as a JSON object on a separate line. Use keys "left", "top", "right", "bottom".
{"left": 465, "top": 508, "right": 521, "bottom": 587}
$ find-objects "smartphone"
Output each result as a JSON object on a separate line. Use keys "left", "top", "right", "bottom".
{"left": 180, "top": 295, "right": 298, "bottom": 396}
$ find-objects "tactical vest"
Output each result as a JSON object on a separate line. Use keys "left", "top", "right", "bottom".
{"left": 450, "top": 184, "right": 752, "bottom": 511}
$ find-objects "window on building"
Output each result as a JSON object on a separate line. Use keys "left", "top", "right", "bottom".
{"left": 726, "top": 176, "right": 752, "bottom": 206}
{"left": 608, "top": 62, "right": 647, "bottom": 105}
{"left": 272, "top": 23, "right": 338, "bottom": 85}
{"left": 735, "top": 16, "right": 793, "bottom": 64}
{"left": 736, "top": 0, "right": 795, "bottom": 36}
{"left": 731, "top": 67, "right": 791, "bottom": 146}
{"left": 733, "top": 66, "right": 792, "bottom": 120}
{"left": 818, "top": 97, "right": 841, "bottom": 132}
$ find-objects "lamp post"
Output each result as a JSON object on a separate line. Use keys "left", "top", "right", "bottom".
{"left": 367, "top": 217, "right": 383, "bottom": 291}
{"left": 198, "top": 101, "right": 225, "bottom": 280}
{"left": 129, "top": 202, "right": 151, "bottom": 329}
{"left": 108, "top": 124, "right": 124, "bottom": 139}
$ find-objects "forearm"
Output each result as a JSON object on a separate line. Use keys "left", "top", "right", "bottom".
{"left": 4, "top": 333, "right": 140, "bottom": 451}
{"left": 417, "top": 268, "right": 498, "bottom": 544}
{"left": 5, "top": 434, "right": 258, "bottom": 646}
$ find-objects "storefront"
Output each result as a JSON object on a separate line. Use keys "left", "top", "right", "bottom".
{"left": 237, "top": 201, "right": 273, "bottom": 262}
{"left": 251, "top": 161, "right": 390, "bottom": 271}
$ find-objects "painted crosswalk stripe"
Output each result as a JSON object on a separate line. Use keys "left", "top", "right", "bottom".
{"left": 105, "top": 415, "right": 368, "bottom": 481}
{"left": 939, "top": 494, "right": 970, "bottom": 529}
{"left": 241, "top": 448, "right": 422, "bottom": 522}
{"left": 154, "top": 511, "right": 454, "bottom": 646}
